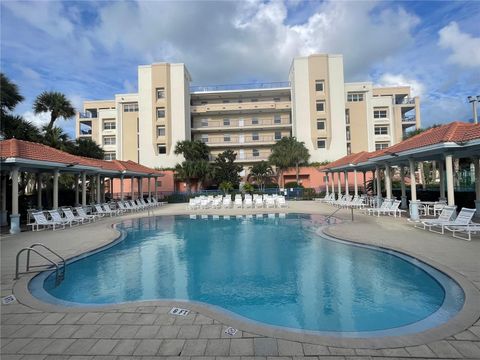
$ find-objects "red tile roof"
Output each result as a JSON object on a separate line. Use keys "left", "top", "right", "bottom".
{"left": 371, "top": 121, "right": 480, "bottom": 158}
{"left": 0, "top": 139, "right": 162, "bottom": 175}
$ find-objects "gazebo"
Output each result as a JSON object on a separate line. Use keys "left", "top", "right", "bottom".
{"left": 0, "top": 139, "right": 164, "bottom": 234}
{"left": 320, "top": 122, "right": 480, "bottom": 220}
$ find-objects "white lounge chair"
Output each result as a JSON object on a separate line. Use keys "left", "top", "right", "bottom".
{"left": 29, "top": 211, "right": 65, "bottom": 231}
{"left": 75, "top": 206, "right": 100, "bottom": 222}
{"left": 62, "top": 207, "right": 90, "bottom": 224}
{"left": 386, "top": 200, "right": 404, "bottom": 217}
{"left": 102, "top": 204, "right": 121, "bottom": 216}
{"left": 366, "top": 199, "right": 392, "bottom": 216}
{"left": 414, "top": 206, "right": 456, "bottom": 228}
{"left": 423, "top": 207, "right": 476, "bottom": 235}
{"left": 49, "top": 209, "right": 79, "bottom": 227}
{"left": 265, "top": 197, "right": 276, "bottom": 208}
{"left": 234, "top": 197, "right": 243, "bottom": 208}
{"left": 445, "top": 223, "right": 480, "bottom": 241}
{"left": 254, "top": 197, "right": 264, "bottom": 208}
{"left": 94, "top": 204, "right": 110, "bottom": 217}
{"left": 117, "top": 201, "right": 133, "bottom": 213}
{"left": 222, "top": 197, "right": 232, "bottom": 209}
{"left": 277, "top": 196, "right": 287, "bottom": 208}
{"left": 244, "top": 197, "right": 253, "bottom": 208}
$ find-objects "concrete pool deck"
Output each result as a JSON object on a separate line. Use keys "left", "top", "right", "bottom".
{"left": 1, "top": 201, "right": 480, "bottom": 359}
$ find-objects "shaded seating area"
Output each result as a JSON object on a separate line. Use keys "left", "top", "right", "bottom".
{"left": 0, "top": 139, "right": 165, "bottom": 234}
{"left": 319, "top": 122, "right": 480, "bottom": 240}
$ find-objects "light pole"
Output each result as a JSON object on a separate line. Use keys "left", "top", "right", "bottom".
{"left": 468, "top": 95, "right": 479, "bottom": 124}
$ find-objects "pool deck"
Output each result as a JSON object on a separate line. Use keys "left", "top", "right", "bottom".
{"left": 1, "top": 201, "right": 480, "bottom": 359}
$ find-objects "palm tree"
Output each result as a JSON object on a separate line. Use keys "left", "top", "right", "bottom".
{"left": 269, "top": 137, "right": 310, "bottom": 186}
{"left": 1, "top": 114, "right": 41, "bottom": 142}
{"left": 1, "top": 73, "right": 24, "bottom": 117}
{"left": 41, "top": 126, "right": 73, "bottom": 152}
{"left": 248, "top": 161, "right": 274, "bottom": 191}
{"left": 174, "top": 140, "right": 210, "bottom": 161}
{"left": 175, "top": 161, "right": 199, "bottom": 193}
{"left": 33, "top": 91, "right": 75, "bottom": 130}
{"left": 72, "top": 138, "right": 105, "bottom": 159}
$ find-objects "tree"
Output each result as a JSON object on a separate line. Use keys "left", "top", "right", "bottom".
{"left": 0, "top": 114, "right": 41, "bottom": 142}
{"left": 1, "top": 73, "right": 24, "bottom": 117}
{"left": 174, "top": 140, "right": 210, "bottom": 161}
{"left": 219, "top": 181, "right": 233, "bottom": 195}
{"left": 269, "top": 137, "right": 310, "bottom": 186}
{"left": 33, "top": 91, "right": 75, "bottom": 130}
{"left": 41, "top": 126, "right": 73, "bottom": 152}
{"left": 248, "top": 161, "right": 274, "bottom": 191}
{"left": 72, "top": 138, "right": 105, "bottom": 159}
{"left": 174, "top": 161, "right": 198, "bottom": 193}
{"left": 212, "top": 149, "right": 243, "bottom": 187}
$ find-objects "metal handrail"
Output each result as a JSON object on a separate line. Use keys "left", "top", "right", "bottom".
{"left": 324, "top": 207, "right": 344, "bottom": 224}
{"left": 15, "top": 244, "right": 66, "bottom": 286}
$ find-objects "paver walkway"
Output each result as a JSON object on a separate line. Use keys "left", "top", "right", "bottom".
{"left": 1, "top": 201, "right": 480, "bottom": 359}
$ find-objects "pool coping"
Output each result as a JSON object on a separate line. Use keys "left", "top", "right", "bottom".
{"left": 11, "top": 211, "right": 480, "bottom": 349}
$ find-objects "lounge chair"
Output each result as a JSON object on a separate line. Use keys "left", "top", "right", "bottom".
{"left": 94, "top": 204, "right": 110, "bottom": 217}
{"left": 62, "top": 207, "right": 90, "bottom": 224}
{"left": 222, "top": 197, "right": 232, "bottom": 209}
{"left": 234, "top": 197, "right": 243, "bottom": 209}
{"left": 102, "top": 204, "right": 121, "bottom": 216}
{"left": 117, "top": 201, "right": 133, "bottom": 213}
{"left": 423, "top": 207, "right": 476, "bottom": 235}
{"left": 254, "top": 197, "right": 264, "bottom": 208}
{"left": 75, "top": 207, "right": 100, "bottom": 222}
{"left": 386, "top": 200, "right": 404, "bottom": 217}
{"left": 265, "top": 197, "right": 276, "bottom": 208}
{"left": 244, "top": 197, "right": 253, "bottom": 209}
{"left": 29, "top": 211, "right": 65, "bottom": 231}
{"left": 367, "top": 199, "right": 393, "bottom": 216}
{"left": 413, "top": 206, "right": 456, "bottom": 227}
{"left": 445, "top": 223, "right": 480, "bottom": 241}
{"left": 49, "top": 209, "right": 79, "bottom": 227}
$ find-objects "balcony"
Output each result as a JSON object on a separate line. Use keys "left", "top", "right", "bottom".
{"left": 210, "top": 153, "right": 271, "bottom": 162}
{"left": 395, "top": 97, "right": 416, "bottom": 105}
{"left": 191, "top": 100, "right": 291, "bottom": 115}
{"left": 190, "top": 81, "right": 290, "bottom": 93}
{"left": 199, "top": 135, "right": 278, "bottom": 147}
{"left": 79, "top": 112, "right": 96, "bottom": 119}
{"left": 192, "top": 118, "right": 291, "bottom": 131}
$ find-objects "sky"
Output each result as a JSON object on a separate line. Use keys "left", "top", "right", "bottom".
{"left": 1, "top": 0, "right": 479, "bottom": 138}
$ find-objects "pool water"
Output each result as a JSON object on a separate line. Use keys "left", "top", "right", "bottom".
{"left": 31, "top": 214, "right": 464, "bottom": 335}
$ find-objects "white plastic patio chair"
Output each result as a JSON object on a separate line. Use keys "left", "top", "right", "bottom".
{"left": 277, "top": 196, "right": 287, "bottom": 208}
{"left": 222, "top": 197, "right": 232, "bottom": 209}
{"left": 94, "top": 204, "right": 110, "bottom": 217}
{"left": 75, "top": 207, "right": 100, "bottom": 221}
{"left": 367, "top": 199, "right": 393, "bottom": 216}
{"left": 234, "top": 197, "right": 243, "bottom": 208}
{"left": 29, "top": 211, "right": 64, "bottom": 231}
{"left": 49, "top": 209, "right": 79, "bottom": 227}
{"left": 423, "top": 207, "right": 476, "bottom": 235}
{"left": 445, "top": 223, "right": 480, "bottom": 241}
{"left": 62, "top": 207, "right": 90, "bottom": 224}
{"left": 254, "top": 197, "right": 264, "bottom": 208}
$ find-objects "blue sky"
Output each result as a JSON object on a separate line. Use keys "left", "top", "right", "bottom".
{"left": 1, "top": 0, "right": 479, "bottom": 138}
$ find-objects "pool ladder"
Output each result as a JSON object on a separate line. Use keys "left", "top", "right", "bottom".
{"left": 15, "top": 244, "right": 66, "bottom": 286}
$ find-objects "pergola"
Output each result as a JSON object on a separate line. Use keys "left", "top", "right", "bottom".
{"left": 320, "top": 122, "right": 480, "bottom": 220}
{"left": 0, "top": 139, "right": 164, "bottom": 234}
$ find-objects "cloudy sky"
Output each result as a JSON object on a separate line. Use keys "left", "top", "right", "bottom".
{"left": 1, "top": 0, "right": 479, "bottom": 137}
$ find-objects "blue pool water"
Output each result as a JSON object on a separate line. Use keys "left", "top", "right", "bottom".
{"left": 31, "top": 214, "right": 464, "bottom": 335}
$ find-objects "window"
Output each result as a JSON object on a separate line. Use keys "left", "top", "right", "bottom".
{"left": 252, "top": 132, "right": 259, "bottom": 141}
{"left": 224, "top": 134, "right": 231, "bottom": 142}
{"left": 123, "top": 103, "right": 138, "bottom": 112}
{"left": 201, "top": 135, "right": 208, "bottom": 143}
{"left": 156, "top": 107, "right": 165, "bottom": 119}
{"left": 346, "top": 128, "right": 351, "bottom": 141}
{"left": 104, "top": 152, "right": 116, "bottom": 160}
{"left": 252, "top": 117, "right": 259, "bottom": 125}
{"left": 156, "top": 87, "right": 165, "bottom": 99}
{"left": 274, "top": 114, "right": 281, "bottom": 124}
{"left": 374, "top": 126, "right": 389, "bottom": 135}
{"left": 374, "top": 109, "right": 388, "bottom": 119}
{"left": 85, "top": 108, "right": 98, "bottom": 118}
{"left": 252, "top": 149, "right": 259, "bottom": 157}
{"left": 317, "top": 138, "right": 326, "bottom": 149}
{"left": 223, "top": 118, "right": 230, "bottom": 126}
{"left": 103, "top": 136, "right": 116, "bottom": 145}
{"left": 317, "top": 119, "right": 325, "bottom": 130}
{"left": 315, "top": 80, "right": 324, "bottom": 92}
{"left": 201, "top": 118, "right": 208, "bottom": 127}
{"left": 375, "top": 142, "right": 390, "bottom": 150}
{"left": 345, "top": 109, "right": 350, "bottom": 124}
{"left": 103, "top": 121, "right": 116, "bottom": 130}
{"left": 274, "top": 131, "right": 282, "bottom": 140}
{"left": 316, "top": 100, "right": 325, "bottom": 112}
{"left": 347, "top": 92, "right": 364, "bottom": 102}
{"left": 347, "top": 143, "right": 352, "bottom": 155}
{"left": 158, "top": 144, "right": 167, "bottom": 154}
{"left": 157, "top": 125, "right": 165, "bottom": 137}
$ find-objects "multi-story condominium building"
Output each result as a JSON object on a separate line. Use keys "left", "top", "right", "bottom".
{"left": 76, "top": 54, "right": 420, "bottom": 170}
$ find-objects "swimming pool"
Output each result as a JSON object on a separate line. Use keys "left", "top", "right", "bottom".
{"left": 30, "top": 214, "right": 465, "bottom": 337}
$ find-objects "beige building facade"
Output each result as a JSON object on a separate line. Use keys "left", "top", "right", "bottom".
{"left": 76, "top": 54, "right": 420, "bottom": 169}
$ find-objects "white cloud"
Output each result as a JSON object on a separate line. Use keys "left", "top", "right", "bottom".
{"left": 22, "top": 111, "right": 50, "bottom": 129}
{"left": 376, "top": 73, "right": 425, "bottom": 97}
{"left": 438, "top": 22, "right": 480, "bottom": 68}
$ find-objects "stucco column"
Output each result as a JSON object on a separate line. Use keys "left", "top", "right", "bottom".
{"left": 148, "top": 177, "right": 151, "bottom": 198}
{"left": 96, "top": 174, "right": 101, "bottom": 204}
{"left": 325, "top": 173, "right": 329, "bottom": 195}
{"left": 474, "top": 157, "right": 480, "bottom": 217}
{"left": 409, "top": 159, "right": 419, "bottom": 220}
{"left": 337, "top": 172, "right": 342, "bottom": 196}
{"left": 155, "top": 177, "right": 159, "bottom": 200}
{"left": 81, "top": 172, "right": 87, "bottom": 206}
{"left": 375, "top": 166, "right": 382, "bottom": 203}
{"left": 353, "top": 169, "right": 358, "bottom": 196}
{"left": 101, "top": 177, "right": 105, "bottom": 202}
{"left": 120, "top": 176, "right": 124, "bottom": 201}
{"left": 362, "top": 171, "right": 367, "bottom": 194}
{"left": 10, "top": 167, "right": 20, "bottom": 234}
{"left": 138, "top": 177, "right": 143, "bottom": 198}
{"left": 131, "top": 176, "right": 135, "bottom": 199}
{"left": 331, "top": 173, "right": 335, "bottom": 197}
{"left": 445, "top": 154, "right": 455, "bottom": 206}
{"left": 53, "top": 169, "right": 59, "bottom": 209}
{"left": 1, "top": 174, "right": 7, "bottom": 226}
{"left": 344, "top": 170, "right": 349, "bottom": 195}
{"left": 74, "top": 174, "right": 79, "bottom": 206}
{"left": 384, "top": 164, "right": 392, "bottom": 200}
{"left": 439, "top": 162, "right": 446, "bottom": 201}
{"left": 36, "top": 173, "right": 43, "bottom": 209}
{"left": 400, "top": 166, "right": 407, "bottom": 209}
